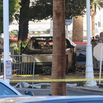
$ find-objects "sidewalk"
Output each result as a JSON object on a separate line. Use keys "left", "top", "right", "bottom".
{"left": 67, "top": 82, "right": 103, "bottom": 93}
{"left": 72, "top": 86, "right": 103, "bottom": 92}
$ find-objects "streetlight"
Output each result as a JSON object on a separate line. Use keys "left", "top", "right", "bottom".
{"left": 3, "top": 0, "right": 12, "bottom": 80}
{"left": 85, "top": 0, "right": 97, "bottom": 86}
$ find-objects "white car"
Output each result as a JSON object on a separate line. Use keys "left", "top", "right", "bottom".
{"left": 0, "top": 79, "right": 22, "bottom": 96}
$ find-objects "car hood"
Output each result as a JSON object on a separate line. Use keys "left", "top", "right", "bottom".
{"left": 0, "top": 96, "right": 103, "bottom": 103}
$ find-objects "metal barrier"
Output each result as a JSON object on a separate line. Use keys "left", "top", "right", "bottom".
{"left": 12, "top": 55, "right": 35, "bottom": 74}
{"left": 0, "top": 54, "right": 102, "bottom": 83}
{"left": 0, "top": 55, "right": 35, "bottom": 80}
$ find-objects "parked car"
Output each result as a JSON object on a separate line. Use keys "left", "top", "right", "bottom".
{"left": 75, "top": 42, "right": 86, "bottom": 72}
{"left": 0, "top": 79, "right": 22, "bottom": 96}
{"left": 0, "top": 96, "right": 103, "bottom": 103}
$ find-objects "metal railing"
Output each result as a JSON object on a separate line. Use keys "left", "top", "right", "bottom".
{"left": 0, "top": 54, "right": 35, "bottom": 80}
{"left": 0, "top": 54, "right": 102, "bottom": 84}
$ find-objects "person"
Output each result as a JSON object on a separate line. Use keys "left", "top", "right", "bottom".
{"left": 95, "top": 35, "right": 100, "bottom": 41}
{"left": 91, "top": 36, "right": 99, "bottom": 47}
{"left": 99, "top": 32, "right": 103, "bottom": 42}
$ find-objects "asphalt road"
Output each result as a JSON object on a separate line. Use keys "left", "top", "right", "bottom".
{"left": 16, "top": 87, "right": 103, "bottom": 96}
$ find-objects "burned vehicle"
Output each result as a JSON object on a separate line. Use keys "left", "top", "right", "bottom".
{"left": 22, "top": 35, "right": 76, "bottom": 74}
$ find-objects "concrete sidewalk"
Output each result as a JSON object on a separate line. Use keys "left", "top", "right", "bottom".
{"left": 72, "top": 86, "right": 103, "bottom": 92}
{"left": 67, "top": 83, "right": 103, "bottom": 92}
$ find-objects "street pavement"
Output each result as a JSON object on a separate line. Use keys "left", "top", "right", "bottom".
{"left": 15, "top": 83, "right": 103, "bottom": 96}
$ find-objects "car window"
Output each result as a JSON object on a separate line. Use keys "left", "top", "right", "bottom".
{"left": 0, "top": 82, "right": 17, "bottom": 96}
{"left": 31, "top": 37, "right": 53, "bottom": 50}
{"left": 31, "top": 37, "right": 74, "bottom": 49}
{"left": 22, "top": 37, "right": 74, "bottom": 54}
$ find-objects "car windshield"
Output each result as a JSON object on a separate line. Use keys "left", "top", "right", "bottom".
{"left": 0, "top": 82, "right": 17, "bottom": 96}
{"left": 31, "top": 37, "right": 53, "bottom": 49}
{"left": 22, "top": 36, "right": 74, "bottom": 54}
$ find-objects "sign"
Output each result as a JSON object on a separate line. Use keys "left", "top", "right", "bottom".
{"left": 93, "top": 43, "right": 103, "bottom": 84}
{"left": 65, "top": 19, "right": 72, "bottom": 25}
{"left": 5, "top": 60, "right": 12, "bottom": 79}
{"left": 93, "top": 43, "right": 103, "bottom": 61}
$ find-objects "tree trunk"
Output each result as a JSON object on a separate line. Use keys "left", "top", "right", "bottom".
{"left": 18, "top": 0, "right": 30, "bottom": 41}
{"left": 72, "top": 16, "right": 83, "bottom": 42}
{"left": 91, "top": 4, "right": 96, "bottom": 37}
{"left": 91, "top": 15, "right": 95, "bottom": 37}
{"left": 51, "top": 0, "right": 66, "bottom": 95}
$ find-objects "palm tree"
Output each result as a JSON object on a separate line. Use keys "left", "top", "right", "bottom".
{"left": 91, "top": 3, "right": 96, "bottom": 37}
{"left": 72, "top": 16, "right": 83, "bottom": 42}
{"left": 51, "top": 0, "right": 66, "bottom": 95}
{"left": 91, "top": 0, "right": 103, "bottom": 37}
{"left": 72, "top": 0, "right": 103, "bottom": 42}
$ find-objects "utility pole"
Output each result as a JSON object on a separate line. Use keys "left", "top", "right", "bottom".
{"left": 3, "top": 0, "right": 12, "bottom": 80}
{"left": 85, "top": 0, "right": 97, "bottom": 86}
{"left": 51, "top": 0, "right": 66, "bottom": 95}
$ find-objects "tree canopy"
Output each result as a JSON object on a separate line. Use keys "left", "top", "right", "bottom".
{"left": 29, "top": 0, "right": 88, "bottom": 21}
{"left": 0, "top": 0, "right": 19, "bottom": 33}
{"left": 18, "top": 0, "right": 103, "bottom": 40}
{"left": 29, "top": 0, "right": 103, "bottom": 20}
{"left": 29, "top": 0, "right": 52, "bottom": 21}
